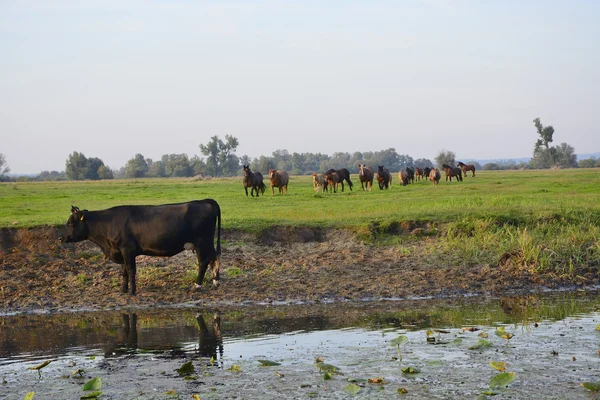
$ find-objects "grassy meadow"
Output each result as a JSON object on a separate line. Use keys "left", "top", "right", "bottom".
{"left": 1, "top": 169, "right": 599, "bottom": 274}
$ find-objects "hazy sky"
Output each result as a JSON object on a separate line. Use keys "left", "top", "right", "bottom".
{"left": 1, "top": 1, "right": 599, "bottom": 174}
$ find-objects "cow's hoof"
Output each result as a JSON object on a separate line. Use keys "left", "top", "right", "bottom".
{"left": 212, "top": 279, "right": 219, "bottom": 287}
{"left": 193, "top": 283, "right": 202, "bottom": 291}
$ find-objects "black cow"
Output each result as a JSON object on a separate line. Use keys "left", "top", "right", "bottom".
{"left": 59, "top": 199, "right": 222, "bottom": 296}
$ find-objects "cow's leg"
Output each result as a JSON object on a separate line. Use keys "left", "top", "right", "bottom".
{"left": 123, "top": 252, "right": 137, "bottom": 295}
{"left": 120, "top": 264, "right": 129, "bottom": 294}
{"left": 340, "top": 182, "right": 344, "bottom": 192}
{"left": 245, "top": 186, "right": 248, "bottom": 197}
{"left": 194, "top": 247, "right": 219, "bottom": 290}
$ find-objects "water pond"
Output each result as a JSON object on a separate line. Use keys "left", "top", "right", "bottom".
{"left": 2, "top": 291, "right": 600, "bottom": 399}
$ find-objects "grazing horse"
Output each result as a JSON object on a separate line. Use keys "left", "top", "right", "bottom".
{"left": 442, "top": 164, "right": 463, "bottom": 182}
{"left": 415, "top": 167, "right": 425, "bottom": 181}
{"left": 423, "top": 167, "right": 432, "bottom": 181}
{"left": 325, "top": 168, "right": 353, "bottom": 191}
{"left": 312, "top": 173, "right": 327, "bottom": 193}
{"left": 429, "top": 168, "right": 441, "bottom": 185}
{"left": 457, "top": 161, "right": 476, "bottom": 177}
{"left": 242, "top": 165, "right": 266, "bottom": 197}
{"left": 377, "top": 166, "right": 392, "bottom": 190}
{"left": 268, "top": 169, "right": 289, "bottom": 194}
{"left": 358, "top": 164, "right": 374, "bottom": 191}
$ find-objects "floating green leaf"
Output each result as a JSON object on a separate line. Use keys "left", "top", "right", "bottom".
{"left": 80, "top": 391, "right": 102, "bottom": 399}
{"left": 24, "top": 393, "right": 35, "bottom": 400}
{"left": 323, "top": 372, "right": 333, "bottom": 381}
{"left": 489, "top": 361, "right": 507, "bottom": 372}
{"left": 258, "top": 359, "right": 281, "bottom": 366}
{"left": 494, "top": 326, "right": 506, "bottom": 337}
{"left": 595, "top": 324, "right": 600, "bottom": 331}
{"left": 489, "top": 372, "right": 516, "bottom": 388}
{"left": 228, "top": 364, "right": 242, "bottom": 372}
{"left": 401, "top": 367, "right": 421, "bottom": 374}
{"left": 581, "top": 382, "right": 600, "bottom": 392}
{"left": 468, "top": 339, "right": 492, "bottom": 350}
{"left": 344, "top": 383, "right": 361, "bottom": 395}
{"left": 397, "top": 387, "right": 408, "bottom": 394}
{"left": 176, "top": 361, "right": 195, "bottom": 376}
{"left": 315, "top": 362, "right": 340, "bottom": 374}
{"left": 426, "top": 329, "right": 434, "bottom": 337}
{"left": 450, "top": 338, "right": 463, "bottom": 345}
{"left": 82, "top": 377, "right": 102, "bottom": 391}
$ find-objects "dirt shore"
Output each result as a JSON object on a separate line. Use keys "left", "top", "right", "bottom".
{"left": 0, "top": 227, "right": 595, "bottom": 315}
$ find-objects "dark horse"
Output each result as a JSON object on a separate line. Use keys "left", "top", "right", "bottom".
{"left": 442, "top": 164, "right": 463, "bottom": 182}
{"left": 457, "top": 161, "right": 476, "bottom": 177}
{"left": 377, "top": 166, "right": 392, "bottom": 189}
{"left": 242, "top": 165, "right": 266, "bottom": 197}
{"left": 325, "top": 168, "right": 353, "bottom": 192}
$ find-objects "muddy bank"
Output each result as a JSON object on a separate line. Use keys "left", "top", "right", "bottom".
{"left": 0, "top": 227, "right": 596, "bottom": 315}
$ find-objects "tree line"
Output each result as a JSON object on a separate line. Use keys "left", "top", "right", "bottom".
{"left": 0, "top": 118, "right": 596, "bottom": 182}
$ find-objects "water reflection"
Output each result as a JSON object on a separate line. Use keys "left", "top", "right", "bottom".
{"left": 0, "top": 290, "right": 599, "bottom": 367}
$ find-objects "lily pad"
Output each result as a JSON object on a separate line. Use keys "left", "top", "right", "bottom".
{"left": 401, "top": 366, "right": 421, "bottom": 374}
{"left": 489, "top": 361, "right": 507, "bottom": 372}
{"left": 82, "top": 377, "right": 102, "bottom": 391}
{"left": 468, "top": 339, "right": 492, "bottom": 350}
{"left": 315, "top": 362, "right": 340, "bottom": 374}
{"left": 581, "top": 382, "right": 600, "bottom": 392}
{"left": 24, "top": 393, "right": 35, "bottom": 400}
{"left": 80, "top": 391, "right": 102, "bottom": 399}
{"left": 390, "top": 336, "right": 409, "bottom": 346}
{"left": 176, "top": 361, "right": 195, "bottom": 376}
{"left": 344, "top": 383, "right": 361, "bottom": 395}
{"left": 258, "top": 359, "right": 281, "bottom": 366}
{"left": 489, "top": 372, "right": 516, "bottom": 388}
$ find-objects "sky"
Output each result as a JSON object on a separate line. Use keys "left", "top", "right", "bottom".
{"left": 1, "top": 0, "right": 599, "bottom": 174}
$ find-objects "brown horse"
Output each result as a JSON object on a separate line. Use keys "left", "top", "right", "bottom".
{"left": 398, "top": 169, "right": 409, "bottom": 186}
{"left": 268, "top": 169, "right": 289, "bottom": 194}
{"left": 358, "top": 164, "right": 374, "bottom": 191}
{"left": 312, "top": 173, "right": 327, "bottom": 193}
{"left": 415, "top": 167, "right": 424, "bottom": 181}
{"left": 442, "top": 164, "right": 463, "bottom": 182}
{"left": 325, "top": 171, "right": 342, "bottom": 193}
{"left": 325, "top": 168, "right": 353, "bottom": 191}
{"left": 242, "top": 165, "right": 266, "bottom": 197}
{"left": 377, "top": 166, "right": 392, "bottom": 189}
{"left": 457, "top": 161, "right": 476, "bottom": 177}
{"left": 429, "top": 168, "right": 440, "bottom": 185}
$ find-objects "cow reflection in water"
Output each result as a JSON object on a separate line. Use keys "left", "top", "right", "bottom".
{"left": 104, "top": 312, "right": 223, "bottom": 362}
{"left": 196, "top": 312, "right": 223, "bottom": 365}
{"left": 105, "top": 313, "right": 138, "bottom": 357}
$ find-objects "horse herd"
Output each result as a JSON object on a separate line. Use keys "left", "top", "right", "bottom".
{"left": 242, "top": 162, "right": 476, "bottom": 196}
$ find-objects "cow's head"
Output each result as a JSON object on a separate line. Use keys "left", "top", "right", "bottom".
{"left": 58, "top": 205, "right": 89, "bottom": 243}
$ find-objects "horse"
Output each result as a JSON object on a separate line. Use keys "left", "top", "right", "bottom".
{"left": 358, "top": 164, "right": 374, "bottom": 191}
{"left": 377, "top": 166, "right": 392, "bottom": 190}
{"left": 429, "top": 168, "right": 440, "bottom": 185}
{"left": 406, "top": 167, "right": 415, "bottom": 184}
{"left": 242, "top": 165, "right": 266, "bottom": 197}
{"left": 414, "top": 167, "right": 424, "bottom": 181}
{"left": 398, "top": 169, "right": 409, "bottom": 186}
{"left": 268, "top": 169, "right": 289, "bottom": 194}
{"left": 423, "top": 167, "right": 432, "bottom": 181}
{"left": 312, "top": 173, "right": 327, "bottom": 193}
{"left": 457, "top": 161, "right": 476, "bottom": 177}
{"left": 325, "top": 168, "right": 353, "bottom": 192}
{"left": 325, "top": 171, "right": 342, "bottom": 193}
{"left": 442, "top": 164, "right": 463, "bottom": 182}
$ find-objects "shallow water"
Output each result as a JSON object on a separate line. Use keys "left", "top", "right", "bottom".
{"left": 1, "top": 291, "right": 600, "bottom": 399}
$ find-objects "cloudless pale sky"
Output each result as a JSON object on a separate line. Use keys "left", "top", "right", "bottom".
{"left": 1, "top": 0, "right": 599, "bottom": 174}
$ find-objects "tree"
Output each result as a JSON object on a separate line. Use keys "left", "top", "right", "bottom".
{"left": 578, "top": 157, "right": 598, "bottom": 168}
{"left": 434, "top": 150, "right": 456, "bottom": 168}
{"left": 162, "top": 154, "right": 193, "bottom": 177}
{"left": 0, "top": 153, "right": 10, "bottom": 178}
{"left": 97, "top": 165, "right": 114, "bottom": 180}
{"left": 554, "top": 142, "right": 577, "bottom": 169}
{"left": 414, "top": 158, "right": 434, "bottom": 169}
{"left": 125, "top": 154, "right": 149, "bottom": 178}
{"left": 65, "top": 152, "right": 88, "bottom": 180}
{"left": 199, "top": 135, "right": 240, "bottom": 177}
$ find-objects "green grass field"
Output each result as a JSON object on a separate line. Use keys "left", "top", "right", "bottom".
{"left": 1, "top": 169, "right": 599, "bottom": 274}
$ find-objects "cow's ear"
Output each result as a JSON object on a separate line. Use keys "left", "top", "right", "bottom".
{"left": 71, "top": 205, "right": 80, "bottom": 214}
